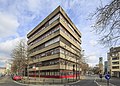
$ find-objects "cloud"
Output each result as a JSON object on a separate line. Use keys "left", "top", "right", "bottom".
{"left": 0, "top": 37, "right": 22, "bottom": 54}
{"left": 27, "top": 0, "right": 41, "bottom": 12}
{"left": 89, "top": 40, "right": 98, "bottom": 46}
{"left": 0, "top": 0, "right": 110, "bottom": 67}
{"left": 0, "top": 12, "right": 19, "bottom": 38}
{"left": 0, "top": 55, "right": 8, "bottom": 63}
{"left": 84, "top": 52, "right": 99, "bottom": 67}
{"left": 0, "top": 37, "right": 23, "bottom": 67}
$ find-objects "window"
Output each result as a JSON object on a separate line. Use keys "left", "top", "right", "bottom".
{"left": 60, "top": 48, "right": 64, "bottom": 54}
{"left": 67, "top": 24, "right": 74, "bottom": 33}
{"left": 49, "top": 14, "right": 60, "bottom": 25}
{"left": 41, "top": 53, "right": 45, "bottom": 57}
{"left": 112, "top": 62, "right": 119, "bottom": 64}
{"left": 112, "top": 66, "right": 119, "bottom": 69}
{"left": 51, "top": 50, "right": 54, "bottom": 54}
{"left": 46, "top": 51, "right": 51, "bottom": 56}
{"left": 45, "top": 37, "right": 60, "bottom": 47}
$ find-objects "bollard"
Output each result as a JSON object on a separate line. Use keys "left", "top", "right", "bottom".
{"left": 61, "top": 79, "right": 63, "bottom": 84}
{"left": 53, "top": 79, "right": 54, "bottom": 84}
{"left": 43, "top": 79, "right": 45, "bottom": 85}
{"left": 68, "top": 78, "right": 69, "bottom": 83}
{"left": 107, "top": 80, "right": 109, "bottom": 86}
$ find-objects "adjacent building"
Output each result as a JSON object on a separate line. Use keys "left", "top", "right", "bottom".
{"left": 108, "top": 46, "right": 120, "bottom": 77}
{"left": 27, "top": 6, "right": 82, "bottom": 80}
{"left": 6, "top": 61, "right": 12, "bottom": 75}
{"left": 0, "top": 67, "right": 6, "bottom": 75}
{"left": 99, "top": 57, "right": 103, "bottom": 74}
{"left": 104, "top": 61, "right": 108, "bottom": 74}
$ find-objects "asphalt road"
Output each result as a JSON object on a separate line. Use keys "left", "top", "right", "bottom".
{"left": 1, "top": 75, "right": 119, "bottom": 86}
{"left": 0, "top": 76, "right": 26, "bottom": 86}
{"left": 66, "top": 80, "right": 98, "bottom": 86}
{"left": 0, "top": 75, "right": 98, "bottom": 86}
{"left": 66, "top": 75, "right": 98, "bottom": 86}
{"left": 110, "top": 77, "right": 120, "bottom": 86}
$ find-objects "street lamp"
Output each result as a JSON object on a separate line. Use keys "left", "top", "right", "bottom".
{"left": 33, "top": 65, "right": 39, "bottom": 81}
{"left": 33, "top": 65, "right": 36, "bottom": 79}
{"left": 25, "top": 57, "right": 29, "bottom": 83}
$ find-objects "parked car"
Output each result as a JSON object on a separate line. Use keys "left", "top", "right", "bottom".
{"left": 12, "top": 75, "right": 22, "bottom": 81}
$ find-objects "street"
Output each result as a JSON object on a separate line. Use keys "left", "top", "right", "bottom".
{"left": 0, "top": 76, "right": 26, "bottom": 86}
{"left": 66, "top": 80, "right": 97, "bottom": 86}
{"left": 67, "top": 75, "right": 120, "bottom": 86}
{"left": 110, "top": 77, "right": 120, "bottom": 86}
{"left": 0, "top": 75, "right": 98, "bottom": 86}
{"left": 0, "top": 75, "right": 120, "bottom": 86}
{"left": 66, "top": 75, "right": 98, "bottom": 86}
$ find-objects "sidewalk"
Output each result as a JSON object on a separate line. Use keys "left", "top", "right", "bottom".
{"left": 95, "top": 78, "right": 116, "bottom": 86}
{"left": 14, "top": 76, "right": 86, "bottom": 86}
{"left": 20, "top": 76, "right": 85, "bottom": 85}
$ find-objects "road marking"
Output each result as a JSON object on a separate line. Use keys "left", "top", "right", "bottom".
{"left": 13, "top": 80, "right": 64, "bottom": 86}
{"left": 13, "top": 80, "right": 28, "bottom": 86}
{"left": 94, "top": 79, "right": 100, "bottom": 86}
{"left": 94, "top": 79, "right": 116, "bottom": 86}
{"left": 67, "top": 80, "right": 81, "bottom": 85}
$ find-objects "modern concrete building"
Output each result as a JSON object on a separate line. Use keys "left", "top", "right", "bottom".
{"left": 108, "top": 46, "right": 120, "bottom": 77}
{"left": 6, "top": 61, "right": 12, "bottom": 75}
{"left": 99, "top": 57, "right": 103, "bottom": 74}
{"left": 27, "top": 6, "right": 82, "bottom": 80}
{"left": 104, "top": 61, "right": 108, "bottom": 74}
{"left": 0, "top": 67, "right": 6, "bottom": 75}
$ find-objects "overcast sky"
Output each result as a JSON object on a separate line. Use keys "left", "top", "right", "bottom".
{"left": 0, "top": 0, "right": 112, "bottom": 67}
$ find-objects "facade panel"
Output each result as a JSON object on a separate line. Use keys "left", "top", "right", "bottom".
{"left": 27, "top": 6, "right": 82, "bottom": 79}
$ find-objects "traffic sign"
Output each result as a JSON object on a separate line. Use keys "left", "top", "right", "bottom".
{"left": 105, "top": 74, "right": 111, "bottom": 80}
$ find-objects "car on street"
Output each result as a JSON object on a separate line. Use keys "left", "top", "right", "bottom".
{"left": 12, "top": 75, "right": 22, "bottom": 81}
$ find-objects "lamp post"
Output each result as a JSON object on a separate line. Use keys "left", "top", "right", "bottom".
{"left": 25, "top": 57, "right": 29, "bottom": 83}
{"left": 32, "top": 65, "right": 36, "bottom": 80}
{"left": 36, "top": 67, "right": 38, "bottom": 81}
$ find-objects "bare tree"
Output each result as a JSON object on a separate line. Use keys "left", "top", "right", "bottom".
{"left": 92, "top": 0, "right": 120, "bottom": 47}
{"left": 11, "top": 39, "right": 28, "bottom": 75}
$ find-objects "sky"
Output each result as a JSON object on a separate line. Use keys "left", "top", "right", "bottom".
{"left": 0, "top": 0, "right": 112, "bottom": 67}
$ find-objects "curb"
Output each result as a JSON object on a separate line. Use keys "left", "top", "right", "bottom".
{"left": 94, "top": 79, "right": 116, "bottom": 86}
{"left": 13, "top": 80, "right": 28, "bottom": 86}
{"left": 13, "top": 80, "right": 64, "bottom": 86}
{"left": 67, "top": 80, "right": 80, "bottom": 85}
{"left": 13, "top": 79, "right": 81, "bottom": 86}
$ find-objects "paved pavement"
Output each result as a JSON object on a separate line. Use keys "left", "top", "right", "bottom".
{"left": 0, "top": 76, "right": 27, "bottom": 86}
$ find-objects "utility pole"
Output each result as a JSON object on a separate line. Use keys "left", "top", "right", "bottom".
{"left": 25, "top": 57, "right": 29, "bottom": 83}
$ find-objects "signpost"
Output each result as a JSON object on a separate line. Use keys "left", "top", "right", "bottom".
{"left": 105, "top": 74, "right": 111, "bottom": 86}
{"left": 99, "top": 73, "right": 103, "bottom": 81}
